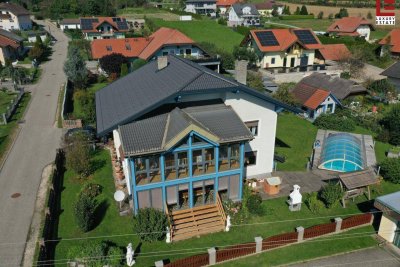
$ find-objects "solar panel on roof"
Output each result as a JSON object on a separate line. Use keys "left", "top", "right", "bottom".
{"left": 116, "top": 21, "right": 128, "bottom": 30}
{"left": 254, "top": 31, "right": 279, "bottom": 47}
{"left": 294, "top": 30, "right": 318, "bottom": 45}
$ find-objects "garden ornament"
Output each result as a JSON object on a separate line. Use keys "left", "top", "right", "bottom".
{"left": 126, "top": 243, "right": 135, "bottom": 266}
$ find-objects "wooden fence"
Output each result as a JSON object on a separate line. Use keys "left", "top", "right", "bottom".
{"left": 36, "top": 149, "right": 65, "bottom": 266}
{"left": 0, "top": 88, "right": 24, "bottom": 125}
{"left": 163, "top": 213, "right": 373, "bottom": 267}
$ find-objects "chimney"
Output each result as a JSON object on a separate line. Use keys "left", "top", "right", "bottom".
{"left": 235, "top": 60, "right": 248, "bottom": 85}
{"left": 157, "top": 56, "right": 168, "bottom": 70}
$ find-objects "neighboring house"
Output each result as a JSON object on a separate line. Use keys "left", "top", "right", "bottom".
{"left": 27, "top": 30, "right": 48, "bottom": 43}
{"left": 216, "top": 0, "right": 238, "bottom": 15}
{"left": 292, "top": 83, "right": 341, "bottom": 119}
{"left": 91, "top": 27, "right": 220, "bottom": 72}
{"left": 95, "top": 56, "right": 299, "bottom": 215}
{"left": 315, "top": 44, "right": 351, "bottom": 64}
{"left": 228, "top": 4, "right": 260, "bottom": 27}
{"left": 379, "top": 28, "right": 400, "bottom": 58}
{"left": 80, "top": 17, "right": 129, "bottom": 40}
{"left": 0, "top": 29, "right": 24, "bottom": 64}
{"left": 255, "top": 1, "right": 283, "bottom": 17}
{"left": 243, "top": 28, "right": 322, "bottom": 70}
{"left": 327, "top": 17, "right": 374, "bottom": 41}
{"left": 185, "top": 0, "right": 217, "bottom": 17}
{"left": 0, "top": 2, "right": 31, "bottom": 31}
{"left": 59, "top": 18, "right": 81, "bottom": 31}
{"left": 294, "top": 72, "right": 367, "bottom": 101}
{"left": 380, "top": 62, "right": 400, "bottom": 93}
{"left": 374, "top": 191, "right": 400, "bottom": 249}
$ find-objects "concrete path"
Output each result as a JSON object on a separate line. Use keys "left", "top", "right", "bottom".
{"left": 289, "top": 247, "right": 400, "bottom": 267}
{"left": 0, "top": 20, "right": 67, "bottom": 266}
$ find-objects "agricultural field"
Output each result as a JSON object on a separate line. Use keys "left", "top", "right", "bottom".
{"left": 118, "top": 7, "right": 180, "bottom": 21}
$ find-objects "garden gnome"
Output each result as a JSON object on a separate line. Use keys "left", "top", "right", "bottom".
{"left": 225, "top": 215, "right": 231, "bottom": 232}
{"left": 126, "top": 243, "right": 135, "bottom": 266}
{"left": 166, "top": 226, "right": 171, "bottom": 243}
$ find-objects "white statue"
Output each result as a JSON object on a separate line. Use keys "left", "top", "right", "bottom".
{"left": 225, "top": 215, "right": 231, "bottom": 232}
{"left": 166, "top": 226, "right": 171, "bottom": 243}
{"left": 289, "top": 185, "right": 302, "bottom": 205}
{"left": 126, "top": 243, "right": 135, "bottom": 266}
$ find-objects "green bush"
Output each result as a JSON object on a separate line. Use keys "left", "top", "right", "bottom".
{"left": 381, "top": 104, "right": 400, "bottom": 146}
{"left": 313, "top": 113, "right": 356, "bottom": 132}
{"left": 133, "top": 208, "right": 167, "bottom": 242}
{"left": 380, "top": 158, "right": 400, "bottom": 184}
{"left": 246, "top": 193, "right": 263, "bottom": 215}
{"left": 81, "top": 183, "right": 102, "bottom": 198}
{"left": 223, "top": 199, "right": 245, "bottom": 224}
{"left": 65, "top": 133, "right": 92, "bottom": 177}
{"left": 74, "top": 192, "right": 97, "bottom": 232}
{"left": 279, "top": 15, "right": 314, "bottom": 20}
{"left": 304, "top": 192, "right": 324, "bottom": 214}
{"left": 320, "top": 182, "right": 343, "bottom": 208}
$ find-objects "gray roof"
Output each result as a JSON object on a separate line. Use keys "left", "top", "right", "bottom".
{"left": 376, "top": 191, "right": 400, "bottom": 215}
{"left": 0, "top": 29, "right": 24, "bottom": 42}
{"left": 60, "top": 18, "right": 80, "bottom": 25}
{"left": 96, "top": 55, "right": 300, "bottom": 136}
{"left": 232, "top": 4, "right": 260, "bottom": 16}
{"left": 381, "top": 62, "right": 400, "bottom": 79}
{"left": 119, "top": 103, "right": 253, "bottom": 156}
{"left": 296, "top": 73, "right": 367, "bottom": 100}
{"left": 0, "top": 2, "right": 30, "bottom": 16}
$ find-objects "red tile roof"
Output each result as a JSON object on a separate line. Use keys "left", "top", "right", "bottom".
{"left": 255, "top": 1, "right": 275, "bottom": 9}
{"left": 91, "top": 38, "right": 151, "bottom": 59}
{"left": 216, "top": 0, "right": 239, "bottom": 6}
{"left": 327, "top": 17, "right": 374, "bottom": 34}
{"left": 319, "top": 44, "right": 351, "bottom": 61}
{"left": 138, "top": 27, "right": 195, "bottom": 60}
{"left": 249, "top": 28, "right": 322, "bottom": 52}
{"left": 379, "top": 29, "right": 400, "bottom": 53}
{"left": 292, "top": 84, "right": 331, "bottom": 110}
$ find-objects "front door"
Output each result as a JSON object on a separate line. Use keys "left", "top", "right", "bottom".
{"left": 290, "top": 58, "right": 296, "bottom": 67}
{"left": 394, "top": 222, "right": 400, "bottom": 248}
{"left": 283, "top": 58, "right": 287, "bottom": 68}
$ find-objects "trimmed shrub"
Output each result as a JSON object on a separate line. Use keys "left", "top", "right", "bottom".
{"left": 320, "top": 182, "right": 343, "bottom": 208}
{"left": 304, "top": 192, "right": 324, "bottom": 214}
{"left": 74, "top": 192, "right": 97, "bottom": 232}
{"left": 313, "top": 113, "right": 356, "bottom": 132}
{"left": 246, "top": 193, "right": 263, "bottom": 215}
{"left": 133, "top": 208, "right": 167, "bottom": 242}
{"left": 380, "top": 158, "right": 400, "bottom": 184}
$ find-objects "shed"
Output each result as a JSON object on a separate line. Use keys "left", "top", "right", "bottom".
{"left": 338, "top": 168, "right": 378, "bottom": 207}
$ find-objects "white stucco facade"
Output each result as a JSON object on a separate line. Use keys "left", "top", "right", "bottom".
{"left": 60, "top": 23, "right": 80, "bottom": 31}
{"left": 378, "top": 214, "right": 397, "bottom": 242}
{"left": 227, "top": 8, "right": 260, "bottom": 27}
{"left": 185, "top": 2, "right": 217, "bottom": 16}
{"left": 305, "top": 94, "right": 338, "bottom": 120}
{"left": 356, "top": 25, "right": 371, "bottom": 40}
{"left": 258, "top": 48, "right": 316, "bottom": 69}
{"left": 0, "top": 12, "right": 31, "bottom": 31}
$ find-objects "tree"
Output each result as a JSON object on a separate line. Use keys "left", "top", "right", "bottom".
{"left": 381, "top": 104, "right": 400, "bottom": 145}
{"left": 317, "top": 11, "right": 324, "bottom": 19}
{"left": 247, "top": 72, "right": 264, "bottom": 92}
{"left": 65, "top": 133, "right": 91, "bottom": 177}
{"left": 283, "top": 5, "right": 291, "bottom": 15}
{"left": 300, "top": 5, "right": 308, "bottom": 15}
{"left": 64, "top": 47, "right": 87, "bottom": 89}
{"left": 99, "top": 53, "right": 127, "bottom": 77}
{"left": 120, "top": 63, "right": 129, "bottom": 77}
{"left": 74, "top": 192, "right": 97, "bottom": 232}
{"left": 335, "top": 8, "right": 349, "bottom": 18}
{"left": 233, "top": 46, "right": 258, "bottom": 66}
{"left": 133, "top": 208, "right": 167, "bottom": 242}
{"left": 28, "top": 45, "right": 44, "bottom": 61}
{"left": 271, "top": 6, "right": 279, "bottom": 17}
{"left": 380, "top": 158, "right": 400, "bottom": 184}
{"left": 295, "top": 6, "right": 300, "bottom": 15}
{"left": 314, "top": 113, "right": 356, "bottom": 132}
{"left": 367, "top": 11, "right": 373, "bottom": 19}
{"left": 73, "top": 90, "right": 96, "bottom": 123}
{"left": 273, "top": 83, "right": 298, "bottom": 106}
{"left": 320, "top": 182, "right": 343, "bottom": 208}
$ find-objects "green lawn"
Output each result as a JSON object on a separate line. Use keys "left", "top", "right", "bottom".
{"left": 0, "top": 93, "right": 31, "bottom": 161}
{"left": 152, "top": 19, "right": 244, "bottom": 52}
{"left": 370, "top": 29, "right": 389, "bottom": 40}
{"left": 266, "top": 18, "right": 334, "bottom": 31}
{"left": 0, "top": 91, "right": 17, "bottom": 114}
{"left": 72, "top": 82, "right": 108, "bottom": 120}
{"left": 55, "top": 147, "right": 399, "bottom": 266}
{"left": 275, "top": 113, "right": 318, "bottom": 171}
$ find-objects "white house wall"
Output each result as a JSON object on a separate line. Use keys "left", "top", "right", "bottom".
{"left": 260, "top": 49, "right": 315, "bottom": 68}
{"left": 378, "top": 214, "right": 397, "bottom": 242}
{"left": 224, "top": 92, "right": 277, "bottom": 177}
{"left": 60, "top": 24, "right": 80, "bottom": 31}
{"left": 0, "top": 12, "right": 31, "bottom": 30}
{"left": 154, "top": 45, "right": 204, "bottom": 58}
{"left": 356, "top": 25, "right": 371, "bottom": 40}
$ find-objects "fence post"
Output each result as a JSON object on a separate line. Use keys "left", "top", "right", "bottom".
{"left": 296, "top": 226, "right": 304, "bottom": 242}
{"left": 2, "top": 113, "right": 6, "bottom": 125}
{"left": 155, "top": 260, "right": 164, "bottom": 267}
{"left": 334, "top": 217, "right": 342, "bottom": 232}
{"left": 208, "top": 247, "right": 216, "bottom": 265}
{"left": 255, "top": 236, "right": 262, "bottom": 253}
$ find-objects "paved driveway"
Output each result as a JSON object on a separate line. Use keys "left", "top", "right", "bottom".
{"left": 0, "top": 21, "right": 67, "bottom": 266}
{"left": 290, "top": 247, "right": 400, "bottom": 267}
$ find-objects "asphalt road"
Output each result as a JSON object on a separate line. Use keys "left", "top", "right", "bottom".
{"left": 290, "top": 247, "right": 400, "bottom": 267}
{"left": 0, "top": 21, "right": 67, "bottom": 266}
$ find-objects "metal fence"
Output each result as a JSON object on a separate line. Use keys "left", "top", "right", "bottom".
{"left": 0, "top": 88, "right": 24, "bottom": 125}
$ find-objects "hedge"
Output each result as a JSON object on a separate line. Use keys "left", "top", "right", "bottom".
{"left": 279, "top": 15, "right": 314, "bottom": 20}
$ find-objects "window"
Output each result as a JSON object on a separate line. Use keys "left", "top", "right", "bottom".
{"left": 245, "top": 151, "right": 257, "bottom": 166}
{"left": 245, "top": 121, "right": 259, "bottom": 136}
{"left": 271, "top": 57, "right": 275, "bottom": 64}
{"left": 185, "top": 49, "right": 192, "bottom": 55}
{"left": 106, "top": 45, "right": 112, "bottom": 51}
{"left": 179, "top": 49, "right": 184, "bottom": 55}
{"left": 162, "top": 51, "right": 168, "bottom": 56}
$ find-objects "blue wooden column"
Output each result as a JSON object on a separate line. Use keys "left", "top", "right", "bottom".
{"left": 160, "top": 154, "right": 166, "bottom": 212}
{"left": 239, "top": 142, "right": 245, "bottom": 201}
{"left": 129, "top": 158, "right": 139, "bottom": 214}
{"left": 214, "top": 146, "right": 219, "bottom": 203}
{"left": 188, "top": 133, "right": 193, "bottom": 208}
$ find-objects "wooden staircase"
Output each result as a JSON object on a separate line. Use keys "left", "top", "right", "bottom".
{"left": 167, "top": 194, "right": 226, "bottom": 242}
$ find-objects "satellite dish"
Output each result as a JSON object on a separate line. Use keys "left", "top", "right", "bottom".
{"left": 114, "top": 190, "right": 125, "bottom": 202}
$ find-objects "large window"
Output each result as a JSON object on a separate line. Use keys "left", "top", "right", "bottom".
{"left": 134, "top": 156, "right": 161, "bottom": 185}
{"left": 245, "top": 121, "right": 259, "bottom": 136}
{"left": 219, "top": 144, "right": 241, "bottom": 172}
{"left": 245, "top": 151, "right": 257, "bottom": 166}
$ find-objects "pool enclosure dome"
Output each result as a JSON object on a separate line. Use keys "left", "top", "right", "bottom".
{"left": 318, "top": 133, "right": 364, "bottom": 172}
